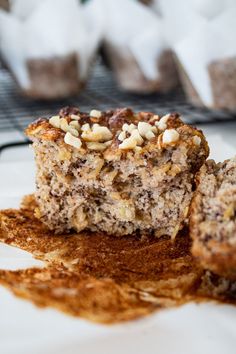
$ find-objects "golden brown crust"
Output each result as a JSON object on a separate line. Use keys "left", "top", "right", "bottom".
{"left": 26, "top": 118, "right": 65, "bottom": 141}
{"left": 25, "top": 108, "right": 209, "bottom": 163}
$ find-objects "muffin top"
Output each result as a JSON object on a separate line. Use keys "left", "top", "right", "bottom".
{"left": 26, "top": 106, "right": 209, "bottom": 165}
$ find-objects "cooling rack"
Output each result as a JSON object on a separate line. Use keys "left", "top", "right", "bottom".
{"left": 0, "top": 61, "right": 235, "bottom": 153}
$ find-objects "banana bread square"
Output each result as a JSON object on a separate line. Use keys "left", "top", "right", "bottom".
{"left": 26, "top": 107, "right": 209, "bottom": 237}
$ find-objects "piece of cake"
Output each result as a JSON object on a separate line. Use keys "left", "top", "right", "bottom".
{"left": 26, "top": 107, "right": 209, "bottom": 237}
{"left": 190, "top": 157, "right": 236, "bottom": 279}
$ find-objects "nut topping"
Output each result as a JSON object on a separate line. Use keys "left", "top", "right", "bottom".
{"left": 81, "top": 123, "right": 90, "bottom": 132}
{"left": 90, "top": 109, "right": 102, "bottom": 119}
{"left": 64, "top": 132, "right": 82, "bottom": 149}
{"left": 193, "top": 135, "right": 201, "bottom": 146}
{"left": 81, "top": 124, "right": 112, "bottom": 142}
{"left": 130, "top": 129, "right": 144, "bottom": 145}
{"left": 155, "top": 114, "right": 170, "bottom": 131}
{"left": 49, "top": 116, "right": 61, "bottom": 128}
{"left": 138, "top": 122, "right": 153, "bottom": 138}
{"left": 118, "top": 131, "right": 126, "bottom": 141}
{"left": 70, "top": 114, "right": 80, "bottom": 120}
{"left": 119, "top": 136, "right": 137, "bottom": 150}
{"left": 86, "top": 142, "right": 107, "bottom": 151}
{"left": 69, "top": 120, "right": 80, "bottom": 130}
{"left": 60, "top": 118, "right": 79, "bottom": 137}
{"left": 145, "top": 130, "right": 155, "bottom": 140}
{"left": 162, "top": 129, "right": 180, "bottom": 145}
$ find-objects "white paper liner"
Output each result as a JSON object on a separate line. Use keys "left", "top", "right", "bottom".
{"left": 152, "top": 0, "right": 236, "bottom": 106}
{"left": 153, "top": 0, "right": 207, "bottom": 45}
{"left": 174, "top": 6, "right": 236, "bottom": 106}
{"left": 9, "top": 0, "right": 42, "bottom": 20}
{"left": 0, "top": 0, "right": 102, "bottom": 88}
{"left": 93, "top": 0, "right": 167, "bottom": 81}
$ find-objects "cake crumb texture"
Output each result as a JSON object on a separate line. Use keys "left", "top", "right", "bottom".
{"left": 190, "top": 157, "right": 236, "bottom": 279}
{"left": 26, "top": 107, "right": 209, "bottom": 237}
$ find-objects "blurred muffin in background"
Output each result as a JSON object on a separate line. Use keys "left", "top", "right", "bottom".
{"left": 175, "top": 6, "right": 236, "bottom": 111}
{"left": 0, "top": 0, "right": 102, "bottom": 99}
{"left": 0, "top": 0, "right": 9, "bottom": 11}
{"left": 87, "top": 0, "right": 180, "bottom": 94}
{"left": 154, "top": 0, "right": 236, "bottom": 111}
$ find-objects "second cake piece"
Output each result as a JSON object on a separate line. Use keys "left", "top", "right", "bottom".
{"left": 26, "top": 107, "right": 209, "bottom": 237}
{"left": 190, "top": 157, "right": 236, "bottom": 279}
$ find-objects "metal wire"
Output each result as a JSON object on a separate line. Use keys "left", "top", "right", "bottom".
{"left": 0, "top": 140, "right": 31, "bottom": 155}
{"left": 0, "top": 61, "right": 235, "bottom": 140}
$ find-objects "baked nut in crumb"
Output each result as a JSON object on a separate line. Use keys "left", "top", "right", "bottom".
{"left": 190, "top": 157, "right": 236, "bottom": 279}
{"left": 26, "top": 107, "right": 209, "bottom": 237}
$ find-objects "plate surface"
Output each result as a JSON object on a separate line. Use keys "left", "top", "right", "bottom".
{"left": 0, "top": 134, "right": 236, "bottom": 354}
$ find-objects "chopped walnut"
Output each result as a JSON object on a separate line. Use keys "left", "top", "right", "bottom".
{"left": 122, "top": 123, "right": 129, "bottom": 131}
{"left": 151, "top": 126, "right": 158, "bottom": 134}
{"left": 69, "top": 120, "right": 80, "bottom": 130}
{"left": 49, "top": 115, "right": 61, "bottom": 128}
{"left": 118, "top": 131, "right": 126, "bottom": 141}
{"left": 130, "top": 129, "right": 144, "bottom": 145}
{"left": 82, "top": 124, "right": 112, "bottom": 142}
{"left": 193, "top": 135, "right": 201, "bottom": 146}
{"left": 81, "top": 123, "right": 90, "bottom": 132}
{"left": 138, "top": 122, "right": 153, "bottom": 137}
{"left": 127, "top": 124, "right": 137, "bottom": 133}
{"left": 149, "top": 114, "right": 160, "bottom": 123}
{"left": 134, "top": 146, "right": 142, "bottom": 153}
{"left": 86, "top": 142, "right": 107, "bottom": 151}
{"left": 145, "top": 130, "right": 155, "bottom": 140}
{"left": 137, "top": 122, "right": 157, "bottom": 141}
{"left": 119, "top": 136, "right": 137, "bottom": 150}
{"left": 60, "top": 118, "right": 79, "bottom": 137}
{"left": 64, "top": 132, "right": 82, "bottom": 149}
{"left": 93, "top": 124, "right": 113, "bottom": 140}
{"left": 90, "top": 109, "right": 102, "bottom": 119}
{"left": 155, "top": 114, "right": 170, "bottom": 131}
{"left": 70, "top": 114, "right": 80, "bottom": 120}
{"left": 162, "top": 129, "right": 180, "bottom": 145}
{"left": 104, "top": 140, "right": 112, "bottom": 147}
{"left": 122, "top": 123, "right": 136, "bottom": 132}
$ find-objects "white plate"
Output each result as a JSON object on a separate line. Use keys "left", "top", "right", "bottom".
{"left": 0, "top": 134, "right": 236, "bottom": 354}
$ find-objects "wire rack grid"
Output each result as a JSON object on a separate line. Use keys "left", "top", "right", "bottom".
{"left": 0, "top": 61, "right": 236, "bottom": 153}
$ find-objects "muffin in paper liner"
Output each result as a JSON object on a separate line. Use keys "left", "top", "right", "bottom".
{"left": 0, "top": 0, "right": 102, "bottom": 99}
{"left": 171, "top": 3, "right": 236, "bottom": 111}
{"left": 93, "top": 0, "right": 180, "bottom": 94}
